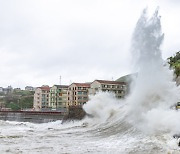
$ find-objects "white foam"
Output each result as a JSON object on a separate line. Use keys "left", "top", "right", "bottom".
{"left": 127, "top": 8, "right": 180, "bottom": 135}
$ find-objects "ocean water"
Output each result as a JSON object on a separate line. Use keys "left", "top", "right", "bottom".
{"left": 1, "top": 8, "right": 180, "bottom": 154}
{"left": 0, "top": 116, "right": 179, "bottom": 154}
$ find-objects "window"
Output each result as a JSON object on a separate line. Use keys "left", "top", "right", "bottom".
{"left": 102, "top": 85, "right": 105, "bottom": 88}
{"left": 78, "top": 91, "right": 82, "bottom": 94}
{"left": 78, "top": 97, "right": 82, "bottom": 100}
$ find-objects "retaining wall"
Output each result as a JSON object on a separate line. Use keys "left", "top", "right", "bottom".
{"left": 0, "top": 111, "right": 65, "bottom": 123}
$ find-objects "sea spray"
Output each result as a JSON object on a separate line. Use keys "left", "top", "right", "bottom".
{"left": 127, "top": 8, "right": 180, "bottom": 134}
{"left": 83, "top": 92, "right": 121, "bottom": 123}
{"left": 83, "top": 8, "right": 180, "bottom": 136}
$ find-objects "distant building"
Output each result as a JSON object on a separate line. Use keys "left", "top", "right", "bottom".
{"left": 25, "top": 86, "right": 35, "bottom": 91}
{"left": 14, "top": 88, "right": 21, "bottom": 92}
{"left": 67, "top": 83, "right": 90, "bottom": 107}
{"left": 33, "top": 85, "right": 50, "bottom": 111}
{"left": 89, "top": 80, "right": 127, "bottom": 98}
{"left": 0, "top": 87, "right": 3, "bottom": 93}
{"left": 49, "top": 85, "right": 68, "bottom": 111}
{"left": 3, "top": 86, "right": 13, "bottom": 94}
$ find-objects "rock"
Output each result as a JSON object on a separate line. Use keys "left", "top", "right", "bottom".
{"left": 62, "top": 106, "right": 86, "bottom": 123}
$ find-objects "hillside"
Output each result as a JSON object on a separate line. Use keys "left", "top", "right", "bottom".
{"left": 116, "top": 73, "right": 137, "bottom": 84}
{"left": 2, "top": 90, "right": 34, "bottom": 111}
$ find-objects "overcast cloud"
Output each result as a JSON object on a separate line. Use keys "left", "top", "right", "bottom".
{"left": 0, "top": 0, "right": 179, "bottom": 88}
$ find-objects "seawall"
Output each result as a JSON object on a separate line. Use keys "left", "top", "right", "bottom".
{"left": 0, "top": 106, "right": 86, "bottom": 123}
{"left": 0, "top": 111, "right": 65, "bottom": 123}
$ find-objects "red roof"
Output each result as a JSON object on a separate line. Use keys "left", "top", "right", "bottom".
{"left": 72, "top": 83, "right": 90, "bottom": 87}
{"left": 38, "top": 86, "right": 50, "bottom": 91}
{"left": 94, "top": 80, "right": 126, "bottom": 85}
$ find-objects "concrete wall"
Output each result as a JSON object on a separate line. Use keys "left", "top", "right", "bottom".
{"left": 0, "top": 111, "right": 65, "bottom": 123}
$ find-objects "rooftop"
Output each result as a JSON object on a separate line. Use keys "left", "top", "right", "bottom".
{"left": 71, "top": 83, "right": 90, "bottom": 87}
{"left": 54, "top": 85, "right": 69, "bottom": 88}
{"left": 38, "top": 86, "right": 50, "bottom": 91}
{"left": 95, "top": 80, "right": 126, "bottom": 85}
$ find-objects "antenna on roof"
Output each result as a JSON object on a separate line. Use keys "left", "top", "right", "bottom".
{"left": 59, "top": 76, "right": 61, "bottom": 85}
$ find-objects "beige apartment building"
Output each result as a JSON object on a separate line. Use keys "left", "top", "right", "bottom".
{"left": 33, "top": 85, "right": 50, "bottom": 111}
{"left": 89, "top": 80, "right": 127, "bottom": 98}
{"left": 49, "top": 85, "right": 68, "bottom": 111}
{"left": 67, "top": 83, "right": 90, "bottom": 107}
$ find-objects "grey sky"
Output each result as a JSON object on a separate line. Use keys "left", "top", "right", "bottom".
{"left": 0, "top": 0, "right": 179, "bottom": 89}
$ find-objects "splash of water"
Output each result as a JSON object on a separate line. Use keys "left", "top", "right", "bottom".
{"left": 83, "top": 92, "right": 121, "bottom": 123}
{"left": 127, "top": 8, "right": 180, "bottom": 134}
{"left": 83, "top": 8, "right": 180, "bottom": 135}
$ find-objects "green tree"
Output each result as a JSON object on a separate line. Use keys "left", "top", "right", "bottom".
{"left": 3, "top": 90, "right": 34, "bottom": 111}
{"left": 168, "top": 51, "right": 180, "bottom": 76}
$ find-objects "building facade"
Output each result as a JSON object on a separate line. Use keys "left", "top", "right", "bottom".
{"left": 67, "top": 83, "right": 90, "bottom": 107}
{"left": 33, "top": 86, "right": 50, "bottom": 111}
{"left": 49, "top": 85, "right": 68, "bottom": 111}
{"left": 89, "top": 80, "right": 127, "bottom": 98}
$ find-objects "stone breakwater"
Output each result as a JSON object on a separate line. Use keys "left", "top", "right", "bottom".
{"left": 62, "top": 106, "right": 86, "bottom": 122}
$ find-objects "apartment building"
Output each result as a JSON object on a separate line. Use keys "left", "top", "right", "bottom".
{"left": 67, "top": 83, "right": 90, "bottom": 107}
{"left": 89, "top": 80, "right": 127, "bottom": 98}
{"left": 33, "top": 85, "right": 50, "bottom": 111}
{"left": 49, "top": 85, "right": 68, "bottom": 111}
